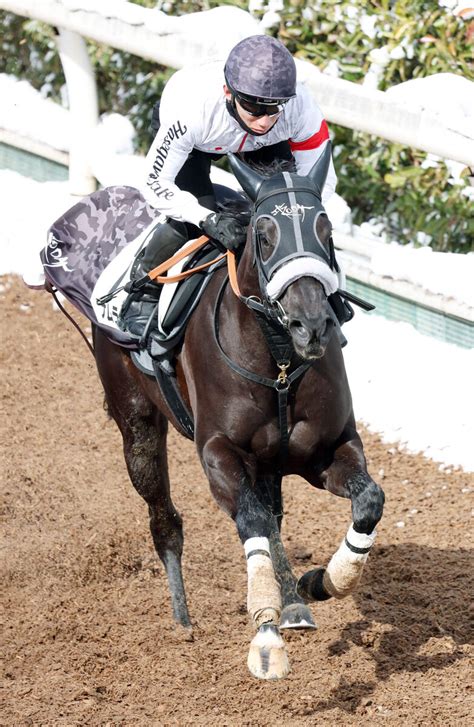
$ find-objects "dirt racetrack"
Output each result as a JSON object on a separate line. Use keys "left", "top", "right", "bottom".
{"left": 1, "top": 275, "right": 473, "bottom": 726}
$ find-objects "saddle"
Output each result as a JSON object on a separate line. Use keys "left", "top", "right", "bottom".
{"left": 126, "top": 239, "right": 227, "bottom": 376}
{"left": 40, "top": 183, "right": 247, "bottom": 440}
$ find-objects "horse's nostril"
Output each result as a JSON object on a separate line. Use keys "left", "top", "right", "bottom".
{"left": 289, "top": 320, "right": 311, "bottom": 344}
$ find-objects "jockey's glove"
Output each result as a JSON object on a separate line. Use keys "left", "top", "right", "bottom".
{"left": 200, "top": 212, "right": 247, "bottom": 251}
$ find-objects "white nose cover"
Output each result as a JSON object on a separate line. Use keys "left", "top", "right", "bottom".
{"left": 266, "top": 257, "right": 339, "bottom": 301}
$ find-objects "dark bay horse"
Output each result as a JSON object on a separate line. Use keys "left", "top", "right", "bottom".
{"left": 93, "top": 145, "right": 384, "bottom": 680}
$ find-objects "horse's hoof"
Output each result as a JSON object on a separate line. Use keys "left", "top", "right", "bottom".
{"left": 280, "top": 603, "right": 317, "bottom": 630}
{"left": 296, "top": 567, "right": 333, "bottom": 603}
{"left": 247, "top": 623, "right": 290, "bottom": 680}
{"left": 173, "top": 624, "right": 194, "bottom": 642}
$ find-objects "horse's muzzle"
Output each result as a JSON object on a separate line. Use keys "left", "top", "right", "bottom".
{"left": 288, "top": 315, "right": 335, "bottom": 360}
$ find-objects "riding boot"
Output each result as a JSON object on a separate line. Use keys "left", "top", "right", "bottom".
{"left": 118, "top": 220, "right": 189, "bottom": 338}
{"left": 141, "top": 218, "right": 190, "bottom": 271}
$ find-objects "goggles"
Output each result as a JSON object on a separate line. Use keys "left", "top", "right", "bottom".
{"left": 236, "top": 96, "right": 288, "bottom": 118}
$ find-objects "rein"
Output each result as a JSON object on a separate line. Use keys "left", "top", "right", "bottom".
{"left": 147, "top": 235, "right": 225, "bottom": 283}
{"left": 49, "top": 285, "right": 95, "bottom": 357}
{"left": 227, "top": 250, "right": 288, "bottom": 325}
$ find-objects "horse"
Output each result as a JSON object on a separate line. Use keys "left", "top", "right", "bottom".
{"left": 91, "top": 144, "right": 385, "bottom": 680}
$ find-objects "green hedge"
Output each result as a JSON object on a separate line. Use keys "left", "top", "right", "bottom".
{"left": 1, "top": 0, "right": 472, "bottom": 251}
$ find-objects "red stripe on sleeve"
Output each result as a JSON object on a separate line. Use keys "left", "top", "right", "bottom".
{"left": 289, "top": 121, "right": 329, "bottom": 151}
{"left": 237, "top": 133, "right": 248, "bottom": 152}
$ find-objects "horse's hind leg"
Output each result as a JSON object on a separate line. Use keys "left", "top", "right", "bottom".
{"left": 258, "top": 474, "right": 316, "bottom": 630}
{"left": 123, "top": 413, "right": 191, "bottom": 629}
{"left": 94, "top": 335, "right": 191, "bottom": 629}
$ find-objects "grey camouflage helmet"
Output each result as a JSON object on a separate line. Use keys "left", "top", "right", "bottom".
{"left": 224, "top": 35, "right": 296, "bottom": 103}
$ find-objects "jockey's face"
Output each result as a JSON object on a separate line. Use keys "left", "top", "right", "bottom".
{"left": 224, "top": 86, "right": 281, "bottom": 134}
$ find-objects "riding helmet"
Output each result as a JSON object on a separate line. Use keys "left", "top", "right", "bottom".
{"left": 224, "top": 35, "right": 297, "bottom": 104}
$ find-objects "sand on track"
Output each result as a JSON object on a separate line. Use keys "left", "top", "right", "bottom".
{"left": 1, "top": 277, "right": 473, "bottom": 726}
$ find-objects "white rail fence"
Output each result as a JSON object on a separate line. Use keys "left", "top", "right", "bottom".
{"left": 2, "top": 0, "right": 474, "bottom": 173}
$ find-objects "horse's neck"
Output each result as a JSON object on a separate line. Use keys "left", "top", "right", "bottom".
{"left": 221, "top": 243, "right": 276, "bottom": 366}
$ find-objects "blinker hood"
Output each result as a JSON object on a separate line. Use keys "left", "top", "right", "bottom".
{"left": 228, "top": 143, "right": 335, "bottom": 284}
{"left": 254, "top": 180, "right": 331, "bottom": 282}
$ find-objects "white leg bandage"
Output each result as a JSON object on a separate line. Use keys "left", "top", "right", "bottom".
{"left": 244, "top": 537, "right": 281, "bottom": 628}
{"left": 323, "top": 524, "right": 377, "bottom": 599}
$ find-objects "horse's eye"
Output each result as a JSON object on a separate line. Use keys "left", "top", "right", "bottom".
{"left": 315, "top": 213, "right": 332, "bottom": 246}
{"left": 256, "top": 217, "right": 279, "bottom": 261}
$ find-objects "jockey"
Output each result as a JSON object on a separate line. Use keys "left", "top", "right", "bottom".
{"left": 119, "top": 34, "right": 349, "bottom": 338}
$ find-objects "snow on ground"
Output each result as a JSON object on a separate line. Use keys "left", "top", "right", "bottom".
{"left": 0, "top": 171, "right": 76, "bottom": 288}
{"left": 0, "top": 169, "right": 472, "bottom": 472}
{"left": 343, "top": 313, "right": 474, "bottom": 472}
{"left": 360, "top": 240, "right": 474, "bottom": 308}
{"left": 0, "top": 75, "right": 71, "bottom": 152}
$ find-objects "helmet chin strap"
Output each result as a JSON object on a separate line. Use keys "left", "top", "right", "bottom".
{"left": 225, "top": 99, "right": 274, "bottom": 137}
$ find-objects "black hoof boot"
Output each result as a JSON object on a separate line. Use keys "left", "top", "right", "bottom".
{"left": 296, "top": 568, "right": 333, "bottom": 603}
{"left": 280, "top": 603, "right": 317, "bottom": 630}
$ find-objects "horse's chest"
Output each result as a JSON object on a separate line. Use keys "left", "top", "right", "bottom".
{"left": 250, "top": 416, "right": 338, "bottom": 462}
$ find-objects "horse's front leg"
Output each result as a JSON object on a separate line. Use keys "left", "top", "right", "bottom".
{"left": 298, "top": 434, "right": 385, "bottom": 603}
{"left": 258, "top": 473, "right": 316, "bottom": 630}
{"left": 200, "top": 435, "right": 290, "bottom": 680}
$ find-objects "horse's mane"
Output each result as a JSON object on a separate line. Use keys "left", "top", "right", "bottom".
{"left": 217, "top": 157, "right": 296, "bottom": 217}
{"left": 245, "top": 157, "right": 296, "bottom": 176}
{"left": 217, "top": 198, "right": 252, "bottom": 216}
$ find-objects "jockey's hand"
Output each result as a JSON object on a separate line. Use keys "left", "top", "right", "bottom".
{"left": 200, "top": 212, "right": 247, "bottom": 251}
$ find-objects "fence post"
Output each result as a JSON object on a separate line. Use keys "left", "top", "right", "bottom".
{"left": 55, "top": 28, "right": 98, "bottom": 195}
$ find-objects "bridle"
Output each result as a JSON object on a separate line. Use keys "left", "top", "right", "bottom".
{"left": 213, "top": 265, "right": 311, "bottom": 472}
{"left": 225, "top": 173, "right": 339, "bottom": 331}
{"left": 213, "top": 178, "right": 339, "bottom": 468}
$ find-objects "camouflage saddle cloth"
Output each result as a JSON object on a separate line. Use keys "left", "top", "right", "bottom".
{"left": 41, "top": 185, "right": 223, "bottom": 357}
{"left": 41, "top": 186, "right": 159, "bottom": 348}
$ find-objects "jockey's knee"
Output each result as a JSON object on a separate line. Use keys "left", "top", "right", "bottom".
{"left": 141, "top": 219, "right": 189, "bottom": 270}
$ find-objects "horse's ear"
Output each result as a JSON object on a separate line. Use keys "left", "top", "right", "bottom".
{"left": 307, "top": 141, "right": 332, "bottom": 196}
{"left": 227, "top": 153, "right": 265, "bottom": 202}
